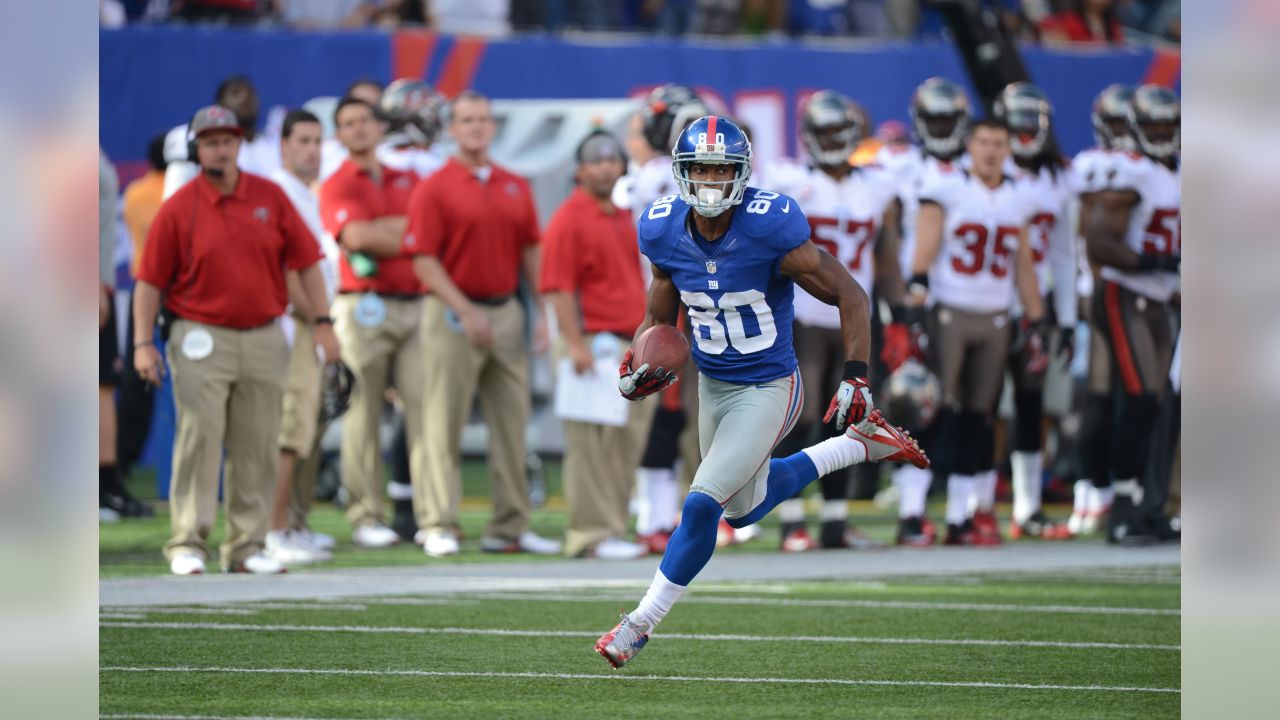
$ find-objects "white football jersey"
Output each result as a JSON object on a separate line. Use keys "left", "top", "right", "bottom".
{"left": 378, "top": 144, "right": 446, "bottom": 181}
{"left": 918, "top": 167, "right": 1036, "bottom": 313}
{"left": 1014, "top": 164, "right": 1078, "bottom": 325}
{"left": 767, "top": 161, "right": 898, "bottom": 328}
{"left": 1095, "top": 153, "right": 1181, "bottom": 302}
{"left": 876, "top": 145, "right": 954, "bottom": 281}
{"left": 615, "top": 156, "right": 680, "bottom": 213}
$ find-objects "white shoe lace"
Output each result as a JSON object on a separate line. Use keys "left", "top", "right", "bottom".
{"left": 611, "top": 614, "right": 649, "bottom": 652}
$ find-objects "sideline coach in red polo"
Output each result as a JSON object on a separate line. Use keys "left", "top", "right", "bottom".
{"left": 134, "top": 105, "right": 340, "bottom": 576}
{"left": 406, "top": 90, "right": 560, "bottom": 558}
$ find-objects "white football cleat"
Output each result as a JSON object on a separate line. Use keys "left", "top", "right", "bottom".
{"left": 846, "top": 410, "right": 930, "bottom": 468}
{"left": 590, "top": 537, "right": 648, "bottom": 560}
{"left": 266, "top": 530, "right": 331, "bottom": 566}
{"left": 481, "top": 531, "right": 562, "bottom": 555}
{"left": 169, "top": 551, "right": 205, "bottom": 576}
{"left": 423, "top": 531, "right": 460, "bottom": 557}
{"left": 353, "top": 523, "right": 400, "bottom": 548}
{"left": 595, "top": 613, "right": 651, "bottom": 669}
{"left": 230, "top": 551, "right": 286, "bottom": 575}
{"left": 295, "top": 528, "right": 336, "bottom": 552}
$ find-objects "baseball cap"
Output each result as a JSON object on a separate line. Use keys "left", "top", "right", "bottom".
{"left": 576, "top": 131, "right": 625, "bottom": 164}
{"left": 190, "top": 104, "right": 244, "bottom": 139}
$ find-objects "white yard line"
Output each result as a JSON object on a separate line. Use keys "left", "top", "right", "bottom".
{"left": 99, "top": 665, "right": 1180, "bottom": 694}
{"left": 99, "top": 621, "right": 1179, "bottom": 651}
{"left": 460, "top": 592, "right": 1182, "bottom": 616}
{"left": 101, "top": 606, "right": 259, "bottom": 616}
{"left": 101, "top": 715, "right": 401, "bottom": 720}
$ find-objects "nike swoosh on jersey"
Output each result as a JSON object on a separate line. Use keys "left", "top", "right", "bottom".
{"left": 782, "top": 200, "right": 791, "bottom": 213}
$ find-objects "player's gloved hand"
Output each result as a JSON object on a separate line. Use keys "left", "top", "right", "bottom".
{"left": 823, "top": 361, "right": 874, "bottom": 430}
{"left": 618, "top": 348, "right": 676, "bottom": 401}
{"left": 1020, "top": 319, "right": 1051, "bottom": 376}
{"left": 880, "top": 323, "right": 912, "bottom": 373}
{"left": 1056, "top": 324, "right": 1076, "bottom": 364}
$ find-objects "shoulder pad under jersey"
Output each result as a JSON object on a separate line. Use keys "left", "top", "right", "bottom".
{"left": 735, "top": 186, "right": 810, "bottom": 252}
{"left": 636, "top": 194, "right": 688, "bottom": 265}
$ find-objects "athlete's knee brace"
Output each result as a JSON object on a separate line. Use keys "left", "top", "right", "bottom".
{"left": 1109, "top": 392, "right": 1159, "bottom": 480}
{"left": 1013, "top": 391, "right": 1043, "bottom": 453}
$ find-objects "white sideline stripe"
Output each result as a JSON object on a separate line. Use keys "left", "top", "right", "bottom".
{"left": 98, "top": 621, "right": 1179, "bottom": 651}
{"left": 99, "top": 665, "right": 1180, "bottom": 694}
{"left": 101, "top": 715, "right": 395, "bottom": 720}
{"left": 99, "top": 613, "right": 147, "bottom": 620}
{"left": 101, "top": 606, "right": 259, "bottom": 616}
{"left": 461, "top": 592, "right": 1182, "bottom": 616}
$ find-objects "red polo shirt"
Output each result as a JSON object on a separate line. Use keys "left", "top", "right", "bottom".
{"left": 320, "top": 159, "right": 422, "bottom": 295}
{"left": 138, "top": 171, "right": 321, "bottom": 329}
{"left": 404, "top": 158, "right": 539, "bottom": 299}
{"left": 539, "top": 187, "right": 646, "bottom": 336}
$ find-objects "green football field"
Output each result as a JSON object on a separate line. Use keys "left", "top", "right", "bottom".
{"left": 100, "top": 463, "right": 1180, "bottom": 718}
{"left": 100, "top": 568, "right": 1179, "bottom": 719}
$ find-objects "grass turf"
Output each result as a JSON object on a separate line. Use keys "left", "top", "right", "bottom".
{"left": 99, "top": 573, "right": 1179, "bottom": 719}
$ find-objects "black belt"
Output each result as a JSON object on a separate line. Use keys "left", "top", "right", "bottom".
{"left": 339, "top": 290, "right": 424, "bottom": 301}
{"left": 467, "top": 294, "right": 514, "bottom": 307}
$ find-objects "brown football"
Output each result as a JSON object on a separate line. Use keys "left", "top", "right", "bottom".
{"left": 631, "top": 324, "right": 691, "bottom": 375}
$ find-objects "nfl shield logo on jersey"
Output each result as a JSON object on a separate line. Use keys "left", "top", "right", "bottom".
{"left": 706, "top": 260, "right": 717, "bottom": 274}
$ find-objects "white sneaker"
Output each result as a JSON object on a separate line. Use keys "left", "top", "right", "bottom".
{"left": 480, "top": 530, "right": 562, "bottom": 555}
{"left": 591, "top": 537, "right": 648, "bottom": 560}
{"left": 295, "top": 528, "right": 336, "bottom": 552}
{"left": 733, "top": 524, "right": 762, "bottom": 544}
{"left": 423, "top": 531, "right": 459, "bottom": 557}
{"left": 169, "top": 551, "right": 205, "bottom": 575}
{"left": 100, "top": 507, "right": 121, "bottom": 523}
{"left": 232, "top": 551, "right": 286, "bottom": 575}
{"left": 266, "top": 531, "right": 331, "bottom": 566}
{"left": 353, "top": 523, "right": 400, "bottom": 548}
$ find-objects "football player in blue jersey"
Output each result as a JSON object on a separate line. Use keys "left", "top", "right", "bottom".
{"left": 595, "top": 116, "right": 930, "bottom": 668}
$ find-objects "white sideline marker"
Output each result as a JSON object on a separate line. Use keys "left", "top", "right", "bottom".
{"left": 99, "top": 665, "right": 1181, "bottom": 694}
{"left": 99, "top": 621, "right": 1179, "bottom": 651}
{"left": 458, "top": 592, "right": 1182, "bottom": 616}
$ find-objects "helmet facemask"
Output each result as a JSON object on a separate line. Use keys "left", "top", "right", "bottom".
{"left": 673, "top": 133, "right": 751, "bottom": 218}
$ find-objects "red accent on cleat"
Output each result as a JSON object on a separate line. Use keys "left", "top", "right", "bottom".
{"left": 846, "top": 410, "right": 930, "bottom": 468}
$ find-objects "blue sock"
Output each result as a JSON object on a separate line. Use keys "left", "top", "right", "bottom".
{"left": 725, "top": 453, "right": 820, "bottom": 529}
{"left": 658, "top": 492, "right": 723, "bottom": 586}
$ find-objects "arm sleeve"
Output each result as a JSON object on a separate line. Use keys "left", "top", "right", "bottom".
{"left": 277, "top": 187, "right": 323, "bottom": 271}
{"left": 404, "top": 178, "right": 446, "bottom": 257}
{"left": 135, "top": 200, "right": 180, "bottom": 290}
{"left": 537, "top": 209, "right": 577, "bottom": 294}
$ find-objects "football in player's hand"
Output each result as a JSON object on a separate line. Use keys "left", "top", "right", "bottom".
{"left": 631, "top": 324, "right": 690, "bottom": 376}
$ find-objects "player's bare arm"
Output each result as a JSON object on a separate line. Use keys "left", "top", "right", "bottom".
{"left": 632, "top": 262, "right": 681, "bottom": 342}
{"left": 907, "top": 201, "right": 944, "bottom": 304}
{"left": 340, "top": 216, "right": 407, "bottom": 258}
{"left": 780, "top": 240, "right": 871, "bottom": 365}
{"left": 1014, "top": 226, "right": 1046, "bottom": 321}
{"left": 874, "top": 198, "right": 907, "bottom": 307}
{"left": 1083, "top": 189, "right": 1144, "bottom": 270}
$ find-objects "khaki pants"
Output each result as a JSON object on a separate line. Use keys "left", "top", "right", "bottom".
{"left": 333, "top": 294, "right": 426, "bottom": 529}
{"left": 557, "top": 334, "right": 657, "bottom": 557}
{"left": 279, "top": 320, "right": 322, "bottom": 530}
{"left": 418, "top": 296, "right": 529, "bottom": 540}
{"left": 927, "top": 304, "right": 1011, "bottom": 415}
{"left": 164, "top": 319, "right": 289, "bottom": 568}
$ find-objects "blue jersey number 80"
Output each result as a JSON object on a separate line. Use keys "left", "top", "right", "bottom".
{"left": 680, "top": 290, "right": 778, "bottom": 355}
